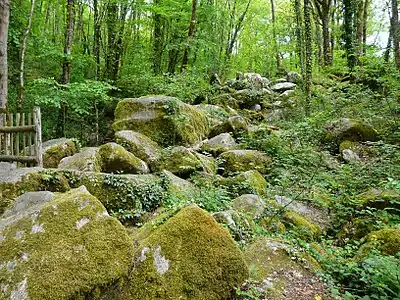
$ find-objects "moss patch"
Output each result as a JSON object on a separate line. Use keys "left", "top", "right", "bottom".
{"left": 112, "top": 96, "right": 209, "bottom": 146}
{"left": 218, "top": 150, "right": 272, "bottom": 175}
{"left": 283, "top": 211, "right": 322, "bottom": 240}
{"left": 42, "top": 138, "right": 78, "bottom": 168}
{"left": 99, "top": 142, "right": 150, "bottom": 174}
{"left": 119, "top": 206, "right": 249, "bottom": 300}
{"left": 58, "top": 147, "right": 102, "bottom": 172}
{"left": 366, "top": 228, "right": 400, "bottom": 256}
{"left": 0, "top": 187, "right": 134, "bottom": 299}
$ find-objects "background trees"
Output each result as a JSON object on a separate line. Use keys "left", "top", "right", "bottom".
{"left": 0, "top": 0, "right": 396, "bottom": 137}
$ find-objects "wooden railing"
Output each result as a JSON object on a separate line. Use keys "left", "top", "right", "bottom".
{"left": 0, "top": 107, "right": 43, "bottom": 167}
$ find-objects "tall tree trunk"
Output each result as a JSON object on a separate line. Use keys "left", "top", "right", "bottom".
{"left": 343, "top": 0, "right": 357, "bottom": 71}
{"left": 294, "top": 0, "right": 305, "bottom": 76}
{"left": 93, "top": 0, "right": 100, "bottom": 79}
{"left": 391, "top": 0, "right": 400, "bottom": 69}
{"left": 153, "top": 0, "right": 164, "bottom": 74}
{"left": 0, "top": 0, "right": 10, "bottom": 124}
{"left": 181, "top": 0, "right": 198, "bottom": 71}
{"left": 226, "top": 0, "right": 252, "bottom": 60}
{"left": 362, "top": 0, "right": 370, "bottom": 55}
{"left": 270, "top": 0, "right": 281, "bottom": 72}
{"left": 106, "top": 3, "right": 117, "bottom": 80}
{"left": 62, "top": 0, "right": 75, "bottom": 84}
{"left": 18, "top": 0, "right": 36, "bottom": 111}
{"left": 304, "top": 0, "right": 312, "bottom": 115}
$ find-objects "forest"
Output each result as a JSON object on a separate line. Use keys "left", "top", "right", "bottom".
{"left": 0, "top": 0, "right": 400, "bottom": 299}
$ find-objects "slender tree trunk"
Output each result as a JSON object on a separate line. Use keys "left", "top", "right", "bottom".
{"left": 270, "top": 0, "right": 281, "bottom": 72}
{"left": 106, "top": 3, "right": 117, "bottom": 80}
{"left": 226, "top": 0, "right": 251, "bottom": 60}
{"left": 322, "top": 10, "right": 331, "bottom": 65}
{"left": 93, "top": 0, "right": 100, "bottom": 79}
{"left": 62, "top": 0, "right": 75, "bottom": 84}
{"left": 294, "top": 0, "right": 305, "bottom": 76}
{"left": 18, "top": 0, "right": 36, "bottom": 111}
{"left": 0, "top": 0, "right": 10, "bottom": 123}
{"left": 181, "top": 0, "right": 198, "bottom": 71}
{"left": 304, "top": 0, "right": 312, "bottom": 115}
{"left": 343, "top": 0, "right": 356, "bottom": 71}
{"left": 153, "top": 0, "right": 163, "bottom": 74}
{"left": 391, "top": 0, "right": 400, "bottom": 69}
{"left": 362, "top": 0, "right": 370, "bottom": 55}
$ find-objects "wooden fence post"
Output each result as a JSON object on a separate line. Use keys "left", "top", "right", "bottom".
{"left": 34, "top": 107, "right": 43, "bottom": 167}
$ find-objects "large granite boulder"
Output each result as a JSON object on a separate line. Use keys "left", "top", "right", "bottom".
{"left": 115, "top": 130, "right": 161, "bottom": 166}
{"left": 323, "top": 118, "right": 378, "bottom": 151}
{"left": 115, "top": 206, "right": 249, "bottom": 300}
{"left": 41, "top": 138, "right": 78, "bottom": 168}
{"left": 112, "top": 96, "right": 209, "bottom": 146}
{"left": 154, "top": 146, "right": 216, "bottom": 178}
{"left": 201, "top": 133, "right": 239, "bottom": 156}
{"left": 99, "top": 142, "right": 150, "bottom": 174}
{"left": 0, "top": 187, "right": 134, "bottom": 299}
{"left": 218, "top": 150, "right": 272, "bottom": 175}
{"left": 58, "top": 147, "right": 102, "bottom": 172}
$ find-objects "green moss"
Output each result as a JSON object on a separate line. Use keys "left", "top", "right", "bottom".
{"left": 155, "top": 147, "right": 216, "bottom": 178}
{"left": 283, "top": 211, "right": 322, "bottom": 240}
{"left": 119, "top": 206, "right": 249, "bottom": 300}
{"left": 43, "top": 139, "right": 78, "bottom": 168}
{"left": 355, "top": 188, "right": 400, "bottom": 210}
{"left": 0, "top": 171, "right": 70, "bottom": 215}
{"left": 58, "top": 147, "right": 103, "bottom": 172}
{"left": 339, "top": 140, "right": 359, "bottom": 153}
{"left": 366, "top": 228, "right": 400, "bottom": 256}
{"left": 99, "top": 142, "right": 149, "bottom": 174}
{"left": 219, "top": 150, "right": 272, "bottom": 175}
{"left": 115, "top": 130, "right": 161, "bottom": 166}
{"left": 323, "top": 118, "right": 378, "bottom": 151}
{"left": 338, "top": 217, "right": 381, "bottom": 245}
{"left": 0, "top": 187, "right": 134, "bottom": 299}
{"left": 244, "top": 238, "right": 318, "bottom": 298}
{"left": 112, "top": 96, "right": 209, "bottom": 146}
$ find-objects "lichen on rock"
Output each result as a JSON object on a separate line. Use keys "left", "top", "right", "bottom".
{"left": 0, "top": 187, "right": 134, "bottom": 300}
{"left": 218, "top": 150, "right": 272, "bottom": 175}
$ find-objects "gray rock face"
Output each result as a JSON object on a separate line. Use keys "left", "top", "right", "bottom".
{"left": 271, "top": 82, "right": 297, "bottom": 93}
{"left": 115, "top": 131, "right": 161, "bottom": 166}
{"left": 274, "top": 195, "right": 330, "bottom": 229}
{"left": 286, "top": 71, "right": 302, "bottom": 84}
{"left": 201, "top": 133, "right": 239, "bottom": 156}
{"left": 58, "top": 147, "right": 102, "bottom": 172}
{"left": 342, "top": 149, "right": 361, "bottom": 163}
{"left": 2, "top": 191, "right": 55, "bottom": 220}
{"left": 0, "top": 162, "right": 42, "bottom": 184}
{"left": 232, "top": 194, "right": 265, "bottom": 217}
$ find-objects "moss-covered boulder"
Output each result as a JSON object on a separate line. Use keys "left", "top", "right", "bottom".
{"left": 242, "top": 238, "right": 325, "bottom": 299}
{"left": 161, "top": 170, "right": 192, "bottom": 194}
{"left": 201, "top": 133, "right": 239, "bottom": 156}
{"left": 355, "top": 188, "right": 400, "bottom": 210}
{"left": 195, "top": 104, "right": 230, "bottom": 129}
{"left": 99, "top": 142, "right": 150, "bottom": 174}
{"left": 0, "top": 165, "right": 70, "bottom": 215}
{"left": 112, "top": 96, "right": 209, "bottom": 146}
{"left": 117, "top": 205, "right": 249, "bottom": 300}
{"left": 232, "top": 194, "right": 265, "bottom": 217}
{"left": 223, "top": 170, "right": 268, "bottom": 196}
{"left": 218, "top": 150, "right": 272, "bottom": 175}
{"left": 323, "top": 118, "right": 378, "bottom": 151}
{"left": 58, "top": 147, "right": 102, "bottom": 172}
{"left": 209, "top": 116, "right": 248, "bottom": 138}
{"left": 115, "top": 130, "right": 161, "bottom": 167}
{"left": 0, "top": 187, "right": 134, "bottom": 299}
{"left": 154, "top": 146, "right": 217, "bottom": 178}
{"left": 337, "top": 217, "right": 382, "bottom": 245}
{"left": 282, "top": 210, "right": 322, "bottom": 240}
{"left": 41, "top": 138, "right": 78, "bottom": 168}
{"left": 364, "top": 228, "right": 400, "bottom": 256}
